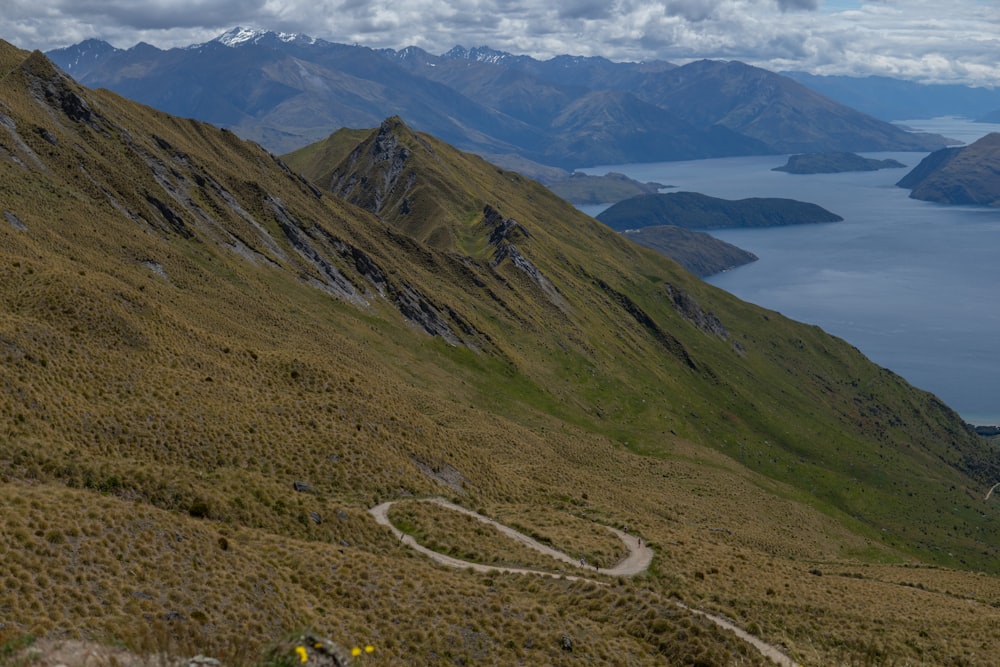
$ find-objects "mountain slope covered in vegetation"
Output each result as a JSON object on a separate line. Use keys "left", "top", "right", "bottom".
{"left": 3, "top": 42, "right": 1000, "bottom": 665}
{"left": 897, "top": 132, "right": 1000, "bottom": 205}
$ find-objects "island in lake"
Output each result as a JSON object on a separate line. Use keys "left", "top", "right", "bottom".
{"left": 773, "top": 152, "right": 907, "bottom": 174}
{"left": 596, "top": 191, "right": 843, "bottom": 231}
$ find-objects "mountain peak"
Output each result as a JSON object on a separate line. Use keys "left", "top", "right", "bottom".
{"left": 442, "top": 45, "right": 517, "bottom": 64}
{"left": 43, "top": 38, "right": 121, "bottom": 74}
{"left": 212, "top": 26, "right": 317, "bottom": 48}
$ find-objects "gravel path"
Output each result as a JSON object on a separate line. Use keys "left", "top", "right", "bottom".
{"left": 369, "top": 497, "right": 799, "bottom": 666}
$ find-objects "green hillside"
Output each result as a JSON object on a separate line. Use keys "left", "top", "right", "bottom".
{"left": 3, "top": 42, "right": 1000, "bottom": 666}
{"left": 897, "top": 132, "right": 1000, "bottom": 205}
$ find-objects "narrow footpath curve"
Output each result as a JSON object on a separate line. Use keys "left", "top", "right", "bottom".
{"left": 368, "top": 497, "right": 799, "bottom": 666}
{"left": 369, "top": 497, "right": 650, "bottom": 580}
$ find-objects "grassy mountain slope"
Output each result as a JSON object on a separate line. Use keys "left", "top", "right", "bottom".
{"left": 641, "top": 60, "right": 949, "bottom": 154}
{"left": 897, "top": 132, "right": 1000, "bottom": 205}
{"left": 3, "top": 42, "right": 1000, "bottom": 665}
{"left": 286, "top": 117, "right": 1000, "bottom": 571}
{"left": 544, "top": 89, "right": 769, "bottom": 165}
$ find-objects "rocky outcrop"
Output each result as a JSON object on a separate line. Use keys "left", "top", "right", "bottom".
{"left": 266, "top": 195, "right": 367, "bottom": 305}
{"left": 664, "top": 282, "right": 727, "bottom": 338}
{"left": 482, "top": 205, "right": 567, "bottom": 312}
{"left": 4, "top": 210, "right": 26, "bottom": 231}
{"left": 21, "top": 50, "right": 107, "bottom": 134}
{"left": 328, "top": 117, "right": 417, "bottom": 218}
{"left": 595, "top": 277, "right": 696, "bottom": 370}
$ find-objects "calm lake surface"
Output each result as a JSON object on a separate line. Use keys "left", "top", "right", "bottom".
{"left": 578, "top": 118, "right": 1000, "bottom": 425}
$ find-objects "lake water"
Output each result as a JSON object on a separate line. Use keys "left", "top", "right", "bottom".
{"left": 578, "top": 118, "right": 1000, "bottom": 425}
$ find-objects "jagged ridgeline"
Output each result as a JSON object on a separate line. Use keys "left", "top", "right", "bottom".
{"left": 4, "top": 41, "right": 1000, "bottom": 664}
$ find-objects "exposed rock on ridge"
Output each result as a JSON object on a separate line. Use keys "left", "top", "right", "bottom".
{"left": 3, "top": 51, "right": 478, "bottom": 346}
{"left": 482, "top": 204, "right": 567, "bottom": 312}
{"left": 328, "top": 117, "right": 419, "bottom": 219}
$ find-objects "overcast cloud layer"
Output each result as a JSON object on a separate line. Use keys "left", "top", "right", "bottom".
{"left": 3, "top": 0, "right": 999, "bottom": 86}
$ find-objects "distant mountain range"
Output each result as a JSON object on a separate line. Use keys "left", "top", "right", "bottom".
{"left": 897, "top": 132, "right": 1000, "bottom": 205}
{"left": 48, "top": 27, "right": 949, "bottom": 169}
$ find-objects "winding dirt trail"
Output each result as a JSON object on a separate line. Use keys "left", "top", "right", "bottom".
{"left": 369, "top": 497, "right": 799, "bottom": 666}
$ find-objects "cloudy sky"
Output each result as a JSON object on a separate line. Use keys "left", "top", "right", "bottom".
{"left": 3, "top": 0, "right": 999, "bottom": 86}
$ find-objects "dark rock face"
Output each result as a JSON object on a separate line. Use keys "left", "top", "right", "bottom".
{"left": 663, "top": 282, "right": 729, "bottom": 339}
{"left": 332, "top": 118, "right": 415, "bottom": 216}
{"left": 21, "top": 51, "right": 104, "bottom": 132}
{"left": 897, "top": 133, "right": 1000, "bottom": 205}
{"left": 482, "top": 205, "right": 566, "bottom": 311}
{"left": 4, "top": 211, "right": 26, "bottom": 231}
{"left": 594, "top": 277, "right": 697, "bottom": 370}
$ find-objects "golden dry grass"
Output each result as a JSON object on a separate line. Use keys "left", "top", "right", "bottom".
{"left": 3, "top": 41, "right": 1000, "bottom": 666}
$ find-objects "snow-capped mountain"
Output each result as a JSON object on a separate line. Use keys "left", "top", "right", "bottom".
{"left": 441, "top": 45, "right": 522, "bottom": 65}
{"left": 47, "top": 38, "right": 122, "bottom": 75}
{"left": 211, "top": 26, "right": 320, "bottom": 48}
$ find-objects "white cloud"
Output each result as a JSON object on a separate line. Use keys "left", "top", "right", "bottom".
{"left": 2, "top": 0, "right": 999, "bottom": 86}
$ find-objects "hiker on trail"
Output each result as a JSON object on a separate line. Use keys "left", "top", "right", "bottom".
{"left": 580, "top": 557, "right": 585, "bottom": 567}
